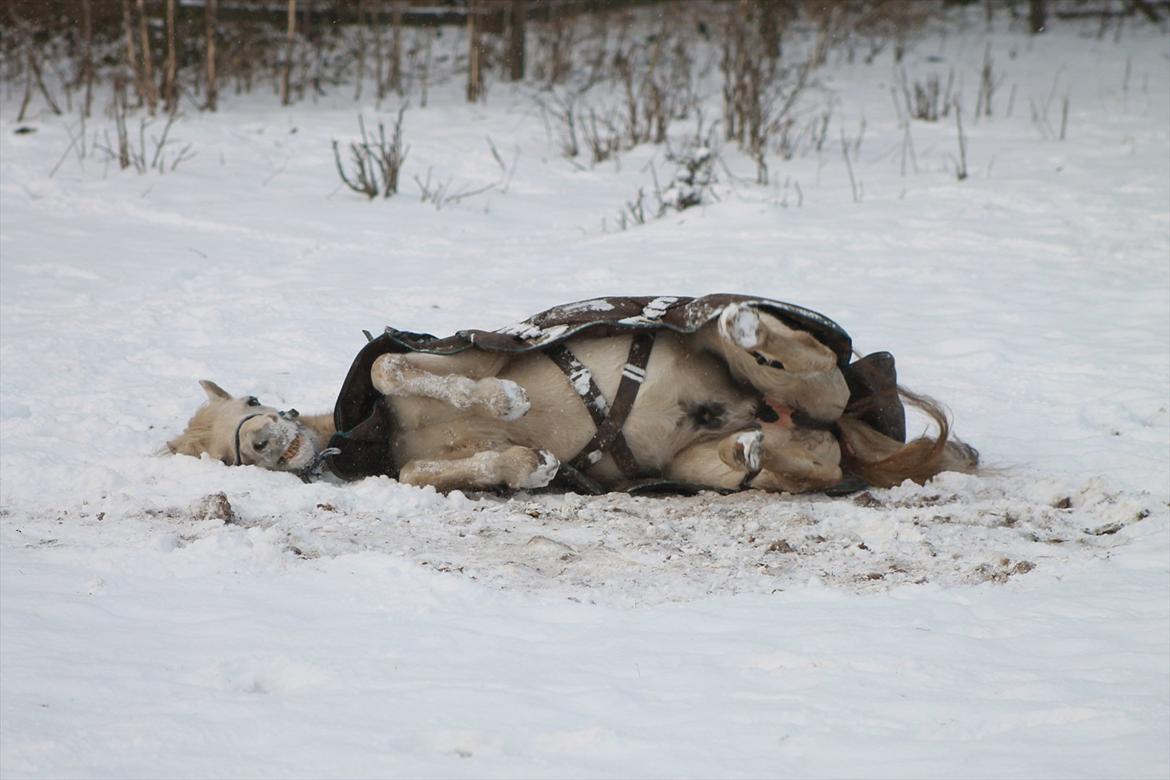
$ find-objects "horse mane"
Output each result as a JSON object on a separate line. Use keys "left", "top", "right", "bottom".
{"left": 166, "top": 400, "right": 227, "bottom": 457}
{"left": 838, "top": 387, "right": 979, "bottom": 488}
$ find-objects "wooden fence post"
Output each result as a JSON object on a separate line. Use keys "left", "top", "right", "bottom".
{"left": 510, "top": 0, "right": 527, "bottom": 81}
{"left": 282, "top": 0, "right": 296, "bottom": 105}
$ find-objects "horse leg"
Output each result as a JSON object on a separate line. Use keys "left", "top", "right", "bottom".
{"left": 699, "top": 303, "right": 850, "bottom": 424}
{"left": 664, "top": 430, "right": 765, "bottom": 491}
{"left": 398, "top": 445, "right": 560, "bottom": 492}
{"left": 750, "top": 426, "right": 844, "bottom": 493}
{"left": 665, "top": 426, "right": 843, "bottom": 494}
{"left": 371, "top": 351, "right": 530, "bottom": 420}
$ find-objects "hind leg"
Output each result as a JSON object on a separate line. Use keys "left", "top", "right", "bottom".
{"left": 698, "top": 303, "right": 850, "bottom": 424}
{"left": 665, "top": 427, "right": 842, "bottom": 494}
{"left": 664, "top": 430, "right": 765, "bottom": 491}
{"left": 398, "top": 445, "right": 560, "bottom": 492}
{"left": 751, "top": 426, "right": 843, "bottom": 493}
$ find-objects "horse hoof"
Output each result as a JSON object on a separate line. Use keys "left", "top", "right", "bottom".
{"left": 719, "top": 303, "right": 761, "bottom": 350}
{"left": 722, "top": 429, "right": 763, "bottom": 472}
{"left": 738, "top": 430, "right": 763, "bottom": 471}
{"left": 514, "top": 450, "right": 560, "bottom": 489}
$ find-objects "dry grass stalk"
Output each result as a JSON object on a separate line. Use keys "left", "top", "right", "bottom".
{"left": 332, "top": 108, "right": 409, "bottom": 200}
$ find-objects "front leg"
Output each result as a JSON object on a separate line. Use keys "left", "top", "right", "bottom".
{"left": 398, "top": 446, "right": 560, "bottom": 492}
{"left": 372, "top": 352, "right": 530, "bottom": 420}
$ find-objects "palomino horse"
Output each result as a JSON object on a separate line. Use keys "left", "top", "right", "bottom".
{"left": 168, "top": 297, "right": 978, "bottom": 494}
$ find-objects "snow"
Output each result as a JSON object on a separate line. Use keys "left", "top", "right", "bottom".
{"left": 2, "top": 8, "right": 1169, "bottom": 779}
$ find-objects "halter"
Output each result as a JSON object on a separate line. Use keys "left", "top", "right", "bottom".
{"left": 232, "top": 408, "right": 338, "bottom": 481}
{"left": 232, "top": 413, "right": 266, "bottom": 466}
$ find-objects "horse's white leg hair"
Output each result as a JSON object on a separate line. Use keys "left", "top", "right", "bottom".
{"left": 398, "top": 445, "right": 560, "bottom": 492}
{"left": 696, "top": 304, "right": 851, "bottom": 423}
{"left": 371, "top": 351, "right": 530, "bottom": 420}
{"left": 664, "top": 426, "right": 842, "bottom": 493}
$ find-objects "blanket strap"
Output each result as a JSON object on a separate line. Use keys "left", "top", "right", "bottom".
{"left": 544, "top": 332, "right": 655, "bottom": 484}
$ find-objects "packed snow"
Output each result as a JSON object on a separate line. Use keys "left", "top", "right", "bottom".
{"left": 1, "top": 7, "right": 1168, "bottom": 778}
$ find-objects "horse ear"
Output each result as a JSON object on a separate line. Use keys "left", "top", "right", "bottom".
{"left": 199, "top": 380, "right": 232, "bottom": 401}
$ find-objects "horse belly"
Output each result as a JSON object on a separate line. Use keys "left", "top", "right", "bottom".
{"left": 388, "top": 334, "right": 758, "bottom": 485}
{"left": 497, "top": 349, "right": 604, "bottom": 463}
{"left": 508, "top": 334, "right": 757, "bottom": 477}
{"left": 622, "top": 334, "right": 759, "bottom": 470}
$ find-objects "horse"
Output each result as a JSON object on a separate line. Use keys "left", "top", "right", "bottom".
{"left": 168, "top": 298, "right": 978, "bottom": 495}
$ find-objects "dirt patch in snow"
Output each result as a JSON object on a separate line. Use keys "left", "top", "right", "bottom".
{"left": 6, "top": 472, "right": 1160, "bottom": 606}
{"left": 64, "top": 471, "right": 1153, "bottom": 606}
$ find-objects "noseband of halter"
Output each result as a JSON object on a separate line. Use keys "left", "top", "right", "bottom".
{"left": 233, "top": 407, "right": 339, "bottom": 481}
{"left": 232, "top": 413, "right": 266, "bottom": 466}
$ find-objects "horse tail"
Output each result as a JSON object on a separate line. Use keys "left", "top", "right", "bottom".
{"left": 838, "top": 387, "right": 979, "bottom": 489}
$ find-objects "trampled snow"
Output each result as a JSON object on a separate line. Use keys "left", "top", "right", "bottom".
{"left": 1, "top": 9, "right": 1168, "bottom": 779}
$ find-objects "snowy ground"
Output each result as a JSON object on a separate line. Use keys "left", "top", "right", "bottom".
{"left": 2, "top": 8, "right": 1168, "bottom": 778}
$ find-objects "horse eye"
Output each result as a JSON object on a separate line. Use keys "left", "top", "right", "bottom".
{"left": 246, "top": 396, "right": 260, "bottom": 407}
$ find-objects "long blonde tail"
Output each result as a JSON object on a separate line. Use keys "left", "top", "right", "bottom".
{"left": 838, "top": 388, "right": 978, "bottom": 488}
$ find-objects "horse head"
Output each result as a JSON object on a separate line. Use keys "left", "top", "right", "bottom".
{"left": 168, "top": 380, "right": 323, "bottom": 474}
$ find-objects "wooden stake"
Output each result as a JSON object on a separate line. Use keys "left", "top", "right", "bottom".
{"left": 390, "top": 2, "right": 403, "bottom": 94}
{"left": 205, "top": 0, "right": 218, "bottom": 111}
{"left": 136, "top": 0, "right": 158, "bottom": 113}
{"left": 1029, "top": 0, "right": 1047, "bottom": 34}
{"left": 164, "top": 0, "right": 177, "bottom": 112}
{"left": 282, "top": 0, "right": 296, "bottom": 106}
{"left": 120, "top": 0, "right": 144, "bottom": 107}
{"left": 467, "top": 0, "right": 481, "bottom": 102}
{"left": 80, "top": 0, "right": 94, "bottom": 117}
{"left": 510, "top": 0, "right": 527, "bottom": 81}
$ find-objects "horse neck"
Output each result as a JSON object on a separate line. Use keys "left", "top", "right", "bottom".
{"left": 299, "top": 413, "right": 336, "bottom": 448}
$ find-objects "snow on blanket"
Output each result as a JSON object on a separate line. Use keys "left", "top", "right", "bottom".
{"left": 1, "top": 9, "right": 1168, "bottom": 780}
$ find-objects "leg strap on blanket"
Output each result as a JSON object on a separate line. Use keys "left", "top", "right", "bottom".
{"left": 545, "top": 332, "right": 655, "bottom": 485}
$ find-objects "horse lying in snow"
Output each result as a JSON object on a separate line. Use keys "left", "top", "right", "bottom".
{"left": 168, "top": 295, "right": 978, "bottom": 495}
